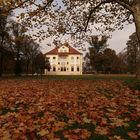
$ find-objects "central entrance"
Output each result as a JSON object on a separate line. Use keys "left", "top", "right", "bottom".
{"left": 58, "top": 55, "right": 68, "bottom": 73}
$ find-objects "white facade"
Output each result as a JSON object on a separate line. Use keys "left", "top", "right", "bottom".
{"left": 45, "top": 44, "right": 83, "bottom": 75}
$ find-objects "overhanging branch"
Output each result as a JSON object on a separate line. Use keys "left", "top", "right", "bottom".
{"left": 84, "top": 0, "right": 113, "bottom": 31}
{"left": 0, "top": 0, "right": 30, "bottom": 15}
{"left": 114, "top": 0, "right": 133, "bottom": 12}
{"left": 84, "top": 0, "right": 133, "bottom": 32}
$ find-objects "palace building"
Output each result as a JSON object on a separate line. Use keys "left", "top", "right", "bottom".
{"left": 45, "top": 43, "right": 83, "bottom": 75}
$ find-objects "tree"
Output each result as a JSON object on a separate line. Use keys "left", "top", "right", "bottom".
{"left": 30, "top": 42, "right": 41, "bottom": 75}
{"left": 102, "top": 48, "right": 117, "bottom": 73}
{"left": 21, "top": 35, "right": 37, "bottom": 75}
{"left": 87, "top": 35, "right": 108, "bottom": 53}
{"left": 86, "top": 35, "right": 108, "bottom": 72}
{"left": 18, "top": 35, "right": 41, "bottom": 75}
{"left": 45, "top": 57, "right": 51, "bottom": 72}
{"left": 10, "top": 21, "right": 28, "bottom": 75}
{"left": 21, "top": 36, "right": 32, "bottom": 75}
{"left": 111, "top": 52, "right": 128, "bottom": 73}
{"left": 126, "top": 32, "right": 140, "bottom": 73}
{"left": 86, "top": 45, "right": 126, "bottom": 74}
{"left": 0, "top": 7, "right": 11, "bottom": 76}
{"left": 34, "top": 52, "right": 51, "bottom": 75}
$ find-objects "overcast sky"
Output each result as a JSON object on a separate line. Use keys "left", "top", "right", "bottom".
{"left": 40, "top": 23, "right": 135, "bottom": 54}
{"left": 108, "top": 23, "right": 135, "bottom": 53}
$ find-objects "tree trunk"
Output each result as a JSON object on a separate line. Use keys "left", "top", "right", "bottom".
{"left": 26, "top": 60, "right": 30, "bottom": 75}
{"left": 133, "top": 2, "right": 140, "bottom": 78}
{"left": 14, "top": 47, "right": 22, "bottom": 76}
{"left": 133, "top": 6, "right": 140, "bottom": 45}
{"left": 31, "top": 60, "right": 34, "bottom": 76}
{"left": 0, "top": 38, "right": 4, "bottom": 76}
{"left": 0, "top": 51, "right": 3, "bottom": 76}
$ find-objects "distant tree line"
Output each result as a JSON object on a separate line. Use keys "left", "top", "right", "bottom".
{"left": 0, "top": 8, "right": 50, "bottom": 76}
{"left": 84, "top": 33, "right": 140, "bottom": 74}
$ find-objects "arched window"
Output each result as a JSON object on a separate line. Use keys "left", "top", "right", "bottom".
{"left": 77, "top": 66, "right": 80, "bottom": 71}
{"left": 60, "top": 67, "right": 67, "bottom": 71}
{"left": 53, "top": 66, "right": 56, "bottom": 71}
{"left": 61, "top": 67, "right": 63, "bottom": 71}
{"left": 71, "top": 66, "right": 74, "bottom": 71}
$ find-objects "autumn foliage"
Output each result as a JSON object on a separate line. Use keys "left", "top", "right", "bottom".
{"left": 0, "top": 79, "right": 140, "bottom": 139}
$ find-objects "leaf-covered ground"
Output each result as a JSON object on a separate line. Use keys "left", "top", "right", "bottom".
{"left": 0, "top": 79, "right": 140, "bottom": 140}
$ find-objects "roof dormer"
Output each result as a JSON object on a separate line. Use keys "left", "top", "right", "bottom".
{"left": 58, "top": 45, "right": 69, "bottom": 53}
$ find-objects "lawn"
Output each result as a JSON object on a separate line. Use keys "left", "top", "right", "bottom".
{"left": 0, "top": 75, "right": 140, "bottom": 140}
{"left": 1, "top": 74, "right": 135, "bottom": 81}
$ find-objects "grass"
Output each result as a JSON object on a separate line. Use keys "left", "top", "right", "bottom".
{"left": 0, "top": 74, "right": 135, "bottom": 81}
{"left": 1, "top": 74, "right": 139, "bottom": 91}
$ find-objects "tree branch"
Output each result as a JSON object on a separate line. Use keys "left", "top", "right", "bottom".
{"left": 84, "top": 0, "right": 133, "bottom": 32}
{"left": 114, "top": 0, "right": 133, "bottom": 12}
{"left": 0, "top": 0, "right": 30, "bottom": 15}
{"left": 84, "top": 0, "right": 113, "bottom": 31}
{"left": 31, "top": 0, "right": 54, "bottom": 11}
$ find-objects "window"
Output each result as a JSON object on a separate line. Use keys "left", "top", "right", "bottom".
{"left": 71, "top": 67, "right": 74, "bottom": 71}
{"left": 53, "top": 67, "right": 56, "bottom": 71}
{"left": 71, "top": 57, "right": 74, "bottom": 63}
{"left": 53, "top": 57, "right": 56, "bottom": 59}
{"left": 71, "top": 57, "right": 74, "bottom": 60}
{"left": 67, "top": 62, "right": 69, "bottom": 64}
{"left": 77, "top": 67, "right": 80, "bottom": 71}
{"left": 58, "top": 62, "right": 60, "bottom": 64}
{"left": 77, "top": 57, "right": 79, "bottom": 59}
{"left": 61, "top": 67, "right": 63, "bottom": 71}
{"left": 60, "top": 67, "right": 67, "bottom": 71}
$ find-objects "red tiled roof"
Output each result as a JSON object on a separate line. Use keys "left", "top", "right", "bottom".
{"left": 45, "top": 43, "right": 82, "bottom": 55}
